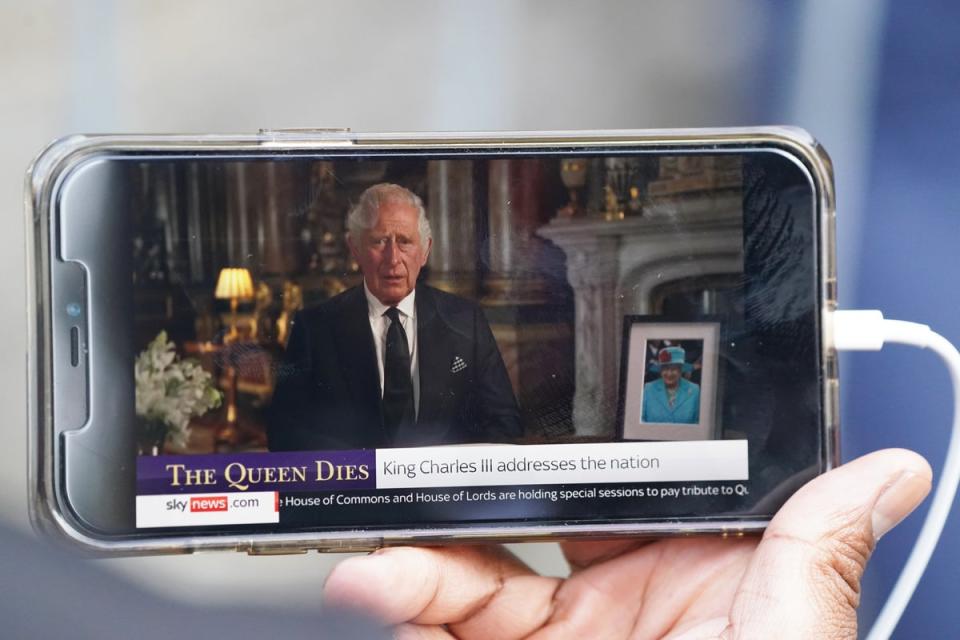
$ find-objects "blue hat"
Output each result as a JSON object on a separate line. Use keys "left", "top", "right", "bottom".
{"left": 650, "top": 346, "right": 692, "bottom": 374}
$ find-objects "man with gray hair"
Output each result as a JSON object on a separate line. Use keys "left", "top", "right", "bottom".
{"left": 269, "top": 183, "right": 522, "bottom": 450}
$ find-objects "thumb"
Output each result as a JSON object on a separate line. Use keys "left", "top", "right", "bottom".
{"left": 727, "top": 449, "right": 931, "bottom": 640}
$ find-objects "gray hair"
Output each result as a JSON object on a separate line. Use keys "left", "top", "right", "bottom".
{"left": 346, "top": 183, "right": 432, "bottom": 245}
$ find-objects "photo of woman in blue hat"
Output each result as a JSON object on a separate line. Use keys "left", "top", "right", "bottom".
{"left": 641, "top": 344, "right": 701, "bottom": 424}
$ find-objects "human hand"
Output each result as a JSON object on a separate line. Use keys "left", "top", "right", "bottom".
{"left": 324, "top": 449, "right": 930, "bottom": 639}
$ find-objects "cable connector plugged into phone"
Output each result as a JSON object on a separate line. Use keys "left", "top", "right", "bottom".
{"left": 833, "top": 310, "right": 960, "bottom": 640}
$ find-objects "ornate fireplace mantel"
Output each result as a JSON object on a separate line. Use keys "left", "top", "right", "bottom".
{"left": 537, "top": 193, "right": 742, "bottom": 436}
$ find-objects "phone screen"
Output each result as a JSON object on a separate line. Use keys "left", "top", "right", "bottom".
{"left": 53, "top": 145, "right": 826, "bottom": 537}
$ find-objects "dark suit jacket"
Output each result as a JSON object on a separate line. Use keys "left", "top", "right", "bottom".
{"left": 268, "top": 284, "right": 522, "bottom": 450}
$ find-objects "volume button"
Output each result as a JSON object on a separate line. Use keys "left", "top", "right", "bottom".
{"left": 257, "top": 128, "right": 354, "bottom": 147}
{"left": 70, "top": 326, "right": 80, "bottom": 366}
{"left": 259, "top": 127, "right": 351, "bottom": 134}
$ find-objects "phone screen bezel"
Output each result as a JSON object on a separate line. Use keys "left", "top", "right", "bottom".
{"left": 27, "top": 129, "right": 838, "bottom": 553}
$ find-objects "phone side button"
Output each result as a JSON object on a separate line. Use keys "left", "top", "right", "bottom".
{"left": 246, "top": 547, "right": 309, "bottom": 556}
{"left": 312, "top": 541, "right": 382, "bottom": 554}
{"left": 259, "top": 127, "right": 351, "bottom": 134}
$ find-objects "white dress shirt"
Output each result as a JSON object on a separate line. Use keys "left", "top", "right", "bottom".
{"left": 364, "top": 282, "right": 419, "bottom": 417}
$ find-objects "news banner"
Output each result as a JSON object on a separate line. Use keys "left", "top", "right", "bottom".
{"left": 136, "top": 440, "right": 750, "bottom": 528}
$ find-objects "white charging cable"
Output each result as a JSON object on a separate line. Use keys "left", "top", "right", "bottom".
{"left": 833, "top": 310, "right": 960, "bottom": 640}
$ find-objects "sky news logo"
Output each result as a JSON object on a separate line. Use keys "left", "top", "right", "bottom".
{"left": 190, "top": 496, "right": 227, "bottom": 512}
{"left": 137, "top": 491, "right": 279, "bottom": 528}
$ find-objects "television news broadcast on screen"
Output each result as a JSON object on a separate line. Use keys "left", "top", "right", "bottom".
{"left": 31, "top": 129, "right": 834, "bottom": 545}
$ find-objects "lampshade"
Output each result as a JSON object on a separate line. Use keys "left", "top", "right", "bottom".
{"left": 214, "top": 268, "right": 255, "bottom": 300}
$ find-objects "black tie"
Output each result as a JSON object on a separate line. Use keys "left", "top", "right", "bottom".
{"left": 382, "top": 307, "right": 415, "bottom": 440}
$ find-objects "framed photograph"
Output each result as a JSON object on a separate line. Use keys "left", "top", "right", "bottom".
{"left": 618, "top": 317, "right": 721, "bottom": 441}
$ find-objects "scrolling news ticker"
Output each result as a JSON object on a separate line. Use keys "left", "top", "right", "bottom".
{"left": 135, "top": 440, "right": 749, "bottom": 528}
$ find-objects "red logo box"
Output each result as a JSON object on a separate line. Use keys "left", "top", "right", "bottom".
{"left": 190, "top": 496, "right": 228, "bottom": 512}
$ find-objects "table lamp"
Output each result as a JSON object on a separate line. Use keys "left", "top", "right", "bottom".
{"left": 213, "top": 267, "right": 254, "bottom": 447}
{"left": 215, "top": 267, "right": 254, "bottom": 342}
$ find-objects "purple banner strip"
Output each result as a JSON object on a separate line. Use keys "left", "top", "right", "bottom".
{"left": 137, "top": 449, "right": 376, "bottom": 495}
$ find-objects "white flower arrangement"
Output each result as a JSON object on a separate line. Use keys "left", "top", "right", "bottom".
{"left": 135, "top": 331, "right": 222, "bottom": 449}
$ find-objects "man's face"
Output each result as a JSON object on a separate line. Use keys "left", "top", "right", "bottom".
{"left": 348, "top": 200, "right": 432, "bottom": 306}
{"left": 660, "top": 364, "right": 681, "bottom": 388}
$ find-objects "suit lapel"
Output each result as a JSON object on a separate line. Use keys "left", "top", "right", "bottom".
{"left": 653, "top": 383, "right": 672, "bottom": 415}
{"left": 653, "top": 380, "right": 694, "bottom": 417}
{"left": 673, "top": 381, "right": 694, "bottom": 412}
{"left": 334, "top": 287, "right": 383, "bottom": 425}
{"left": 415, "top": 286, "right": 449, "bottom": 425}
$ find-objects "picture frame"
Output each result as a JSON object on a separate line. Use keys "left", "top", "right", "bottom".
{"left": 617, "top": 317, "right": 721, "bottom": 441}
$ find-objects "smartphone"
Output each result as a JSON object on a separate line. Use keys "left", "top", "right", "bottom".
{"left": 27, "top": 127, "right": 838, "bottom": 554}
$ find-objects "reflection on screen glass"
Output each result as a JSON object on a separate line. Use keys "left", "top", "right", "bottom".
{"left": 117, "top": 150, "right": 819, "bottom": 530}
{"left": 130, "top": 154, "right": 744, "bottom": 449}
